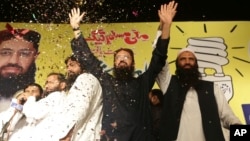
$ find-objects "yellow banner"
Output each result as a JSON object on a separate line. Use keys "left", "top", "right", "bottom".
{"left": 1, "top": 21, "right": 250, "bottom": 123}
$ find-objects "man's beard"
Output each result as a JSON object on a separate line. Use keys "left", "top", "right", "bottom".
{"left": 113, "top": 64, "right": 134, "bottom": 80}
{"left": 66, "top": 72, "right": 80, "bottom": 91}
{"left": 175, "top": 64, "right": 201, "bottom": 88}
{"left": 0, "top": 63, "right": 36, "bottom": 98}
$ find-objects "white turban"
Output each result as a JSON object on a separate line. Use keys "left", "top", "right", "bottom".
{"left": 177, "top": 48, "right": 196, "bottom": 58}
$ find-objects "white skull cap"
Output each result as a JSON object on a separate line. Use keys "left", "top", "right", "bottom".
{"left": 177, "top": 48, "right": 196, "bottom": 58}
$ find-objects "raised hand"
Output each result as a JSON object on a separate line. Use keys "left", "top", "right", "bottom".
{"left": 69, "top": 8, "right": 85, "bottom": 29}
{"left": 158, "top": 1, "right": 178, "bottom": 39}
{"left": 158, "top": 1, "right": 178, "bottom": 26}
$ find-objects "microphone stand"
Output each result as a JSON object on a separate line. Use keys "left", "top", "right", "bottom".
{"left": 0, "top": 98, "right": 25, "bottom": 141}
{"left": 0, "top": 110, "right": 18, "bottom": 141}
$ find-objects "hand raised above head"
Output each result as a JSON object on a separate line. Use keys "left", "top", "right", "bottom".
{"left": 69, "top": 8, "right": 86, "bottom": 29}
{"left": 157, "top": 1, "right": 178, "bottom": 39}
{"left": 158, "top": 1, "right": 178, "bottom": 26}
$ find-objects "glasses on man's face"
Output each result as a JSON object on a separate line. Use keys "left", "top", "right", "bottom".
{"left": 0, "top": 49, "right": 35, "bottom": 58}
{"left": 115, "top": 55, "right": 131, "bottom": 61}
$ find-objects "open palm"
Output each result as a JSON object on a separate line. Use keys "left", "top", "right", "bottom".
{"left": 69, "top": 8, "right": 85, "bottom": 28}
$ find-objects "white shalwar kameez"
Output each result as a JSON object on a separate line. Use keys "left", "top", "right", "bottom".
{"left": 9, "top": 90, "right": 67, "bottom": 141}
{"left": 13, "top": 73, "right": 103, "bottom": 141}
{"left": 156, "top": 63, "right": 242, "bottom": 141}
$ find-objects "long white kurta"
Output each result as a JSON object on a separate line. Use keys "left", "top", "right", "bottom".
{"left": 156, "top": 63, "right": 242, "bottom": 141}
{"left": 10, "top": 73, "right": 103, "bottom": 141}
{"left": 9, "top": 91, "right": 67, "bottom": 141}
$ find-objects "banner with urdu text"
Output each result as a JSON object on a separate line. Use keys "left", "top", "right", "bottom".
{"left": 1, "top": 21, "right": 249, "bottom": 123}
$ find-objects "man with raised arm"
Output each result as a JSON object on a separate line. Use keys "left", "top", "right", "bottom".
{"left": 68, "top": 1, "right": 178, "bottom": 141}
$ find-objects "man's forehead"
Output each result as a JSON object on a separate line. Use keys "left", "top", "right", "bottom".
{"left": 25, "top": 86, "right": 39, "bottom": 91}
{"left": 178, "top": 51, "right": 196, "bottom": 58}
{"left": 116, "top": 50, "right": 131, "bottom": 56}
{"left": 0, "top": 38, "right": 35, "bottom": 50}
{"left": 68, "top": 59, "right": 79, "bottom": 64}
{"left": 47, "top": 75, "right": 59, "bottom": 80}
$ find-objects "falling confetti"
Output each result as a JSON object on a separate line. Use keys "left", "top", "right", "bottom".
{"left": 0, "top": 0, "right": 249, "bottom": 23}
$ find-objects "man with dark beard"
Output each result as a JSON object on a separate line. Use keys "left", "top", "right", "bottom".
{"left": 68, "top": 1, "right": 177, "bottom": 140}
{"left": 113, "top": 48, "right": 135, "bottom": 80}
{"left": 156, "top": 47, "right": 242, "bottom": 141}
{"left": 64, "top": 55, "right": 86, "bottom": 90}
{"left": 10, "top": 54, "right": 103, "bottom": 141}
{"left": 0, "top": 24, "right": 41, "bottom": 112}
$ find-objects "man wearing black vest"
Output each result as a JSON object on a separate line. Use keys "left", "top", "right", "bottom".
{"left": 156, "top": 47, "right": 242, "bottom": 141}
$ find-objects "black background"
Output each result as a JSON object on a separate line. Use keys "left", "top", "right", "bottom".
{"left": 230, "top": 125, "right": 250, "bottom": 141}
{"left": 0, "top": 0, "right": 249, "bottom": 23}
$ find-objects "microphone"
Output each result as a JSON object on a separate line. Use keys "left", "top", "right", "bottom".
{"left": 19, "top": 98, "right": 26, "bottom": 105}
{"left": 10, "top": 99, "right": 24, "bottom": 111}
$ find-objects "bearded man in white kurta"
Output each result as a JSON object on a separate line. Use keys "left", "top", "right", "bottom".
{"left": 20, "top": 73, "right": 103, "bottom": 141}
{"left": 156, "top": 49, "right": 242, "bottom": 141}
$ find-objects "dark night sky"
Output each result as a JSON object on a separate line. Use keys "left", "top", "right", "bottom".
{"left": 0, "top": 0, "right": 249, "bottom": 23}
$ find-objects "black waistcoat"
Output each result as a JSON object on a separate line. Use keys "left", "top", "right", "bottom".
{"left": 159, "top": 76, "right": 225, "bottom": 141}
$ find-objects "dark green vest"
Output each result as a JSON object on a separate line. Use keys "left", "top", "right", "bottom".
{"left": 159, "top": 76, "right": 225, "bottom": 141}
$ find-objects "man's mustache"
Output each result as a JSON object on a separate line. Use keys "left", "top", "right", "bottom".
{"left": 183, "top": 64, "right": 192, "bottom": 68}
{"left": 118, "top": 61, "right": 127, "bottom": 66}
{"left": 1, "top": 63, "right": 23, "bottom": 70}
